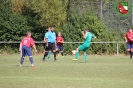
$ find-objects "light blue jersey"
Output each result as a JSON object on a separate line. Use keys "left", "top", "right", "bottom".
{"left": 45, "top": 30, "right": 56, "bottom": 43}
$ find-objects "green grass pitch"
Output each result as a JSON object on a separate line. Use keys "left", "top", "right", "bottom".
{"left": 0, "top": 55, "right": 133, "bottom": 88}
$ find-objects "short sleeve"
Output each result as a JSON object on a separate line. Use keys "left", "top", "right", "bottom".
{"left": 45, "top": 33, "right": 48, "bottom": 38}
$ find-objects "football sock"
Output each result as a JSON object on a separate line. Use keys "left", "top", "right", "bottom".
{"left": 84, "top": 53, "right": 88, "bottom": 62}
{"left": 61, "top": 51, "right": 64, "bottom": 56}
{"left": 131, "top": 52, "right": 133, "bottom": 59}
{"left": 53, "top": 52, "right": 57, "bottom": 60}
{"left": 20, "top": 57, "right": 24, "bottom": 65}
{"left": 47, "top": 51, "right": 51, "bottom": 59}
{"left": 29, "top": 57, "right": 34, "bottom": 64}
{"left": 75, "top": 51, "right": 79, "bottom": 59}
{"left": 43, "top": 52, "right": 48, "bottom": 60}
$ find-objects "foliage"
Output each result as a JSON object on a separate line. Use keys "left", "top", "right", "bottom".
{"left": 10, "top": 0, "right": 25, "bottom": 14}
{"left": 0, "top": 0, "right": 127, "bottom": 55}
{"left": 0, "top": 0, "right": 32, "bottom": 41}
{"left": 62, "top": 6, "right": 125, "bottom": 55}
{"left": 27, "top": 0, "right": 68, "bottom": 31}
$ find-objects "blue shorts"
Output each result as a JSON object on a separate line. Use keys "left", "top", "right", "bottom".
{"left": 57, "top": 45, "right": 63, "bottom": 51}
{"left": 127, "top": 43, "right": 133, "bottom": 49}
{"left": 21, "top": 46, "right": 32, "bottom": 56}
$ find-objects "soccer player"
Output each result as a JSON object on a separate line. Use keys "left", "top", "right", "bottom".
{"left": 72, "top": 28, "right": 96, "bottom": 62}
{"left": 19, "top": 31, "right": 37, "bottom": 67}
{"left": 42, "top": 27, "right": 57, "bottom": 61}
{"left": 125, "top": 28, "right": 133, "bottom": 59}
{"left": 44, "top": 27, "right": 52, "bottom": 59}
{"left": 56, "top": 32, "right": 64, "bottom": 57}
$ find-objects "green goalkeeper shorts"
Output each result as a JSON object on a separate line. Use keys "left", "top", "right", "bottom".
{"left": 78, "top": 44, "right": 90, "bottom": 52}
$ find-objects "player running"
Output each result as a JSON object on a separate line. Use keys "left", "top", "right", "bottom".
{"left": 19, "top": 31, "right": 37, "bottom": 67}
{"left": 56, "top": 32, "right": 64, "bottom": 57}
{"left": 72, "top": 28, "right": 96, "bottom": 62}
{"left": 124, "top": 28, "right": 133, "bottom": 59}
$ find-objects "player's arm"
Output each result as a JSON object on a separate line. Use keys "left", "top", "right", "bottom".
{"left": 33, "top": 44, "right": 37, "bottom": 52}
{"left": 124, "top": 34, "right": 128, "bottom": 43}
{"left": 54, "top": 40, "right": 57, "bottom": 46}
{"left": 61, "top": 38, "right": 64, "bottom": 43}
{"left": 92, "top": 34, "right": 96, "bottom": 39}
{"left": 19, "top": 43, "right": 22, "bottom": 52}
{"left": 82, "top": 31, "right": 86, "bottom": 39}
{"left": 124, "top": 36, "right": 128, "bottom": 43}
{"left": 54, "top": 35, "right": 57, "bottom": 46}
{"left": 45, "top": 33, "right": 48, "bottom": 47}
{"left": 44, "top": 38, "right": 46, "bottom": 43}
{"left": 31, "top": 39, "right": 37, "bottom": 52}
{"left": 45, "top": 38, "right": 48, "bottom": 47}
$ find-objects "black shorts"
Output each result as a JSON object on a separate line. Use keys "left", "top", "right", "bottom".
{"left": 45, "top": 42, "right": 56, "bottom": 51}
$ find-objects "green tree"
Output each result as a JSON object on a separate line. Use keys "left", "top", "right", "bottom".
{"left": 26, "top": 0, "right": 68, "bottom": 31}
{"left": 0, "top": 0, "right": 31, "bottom": 41}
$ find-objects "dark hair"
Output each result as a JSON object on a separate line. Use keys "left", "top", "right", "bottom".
{"left": 85, "top": 28, "right": 89, "bottom": 31}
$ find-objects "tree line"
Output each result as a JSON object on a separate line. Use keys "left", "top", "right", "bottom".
{"left": 0, "top": 0, "right": 127, "bottom": 55}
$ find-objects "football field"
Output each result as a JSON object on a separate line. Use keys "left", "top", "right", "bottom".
{"left": 0, "top": 55, "right": 133, "bottom": 88}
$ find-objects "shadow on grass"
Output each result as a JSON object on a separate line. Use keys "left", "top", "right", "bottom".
{"left": 15, "top": 65, "right": 30, "bottom": 67}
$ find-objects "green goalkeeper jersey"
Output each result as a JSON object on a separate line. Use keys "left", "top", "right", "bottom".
{"left": 84, "top": 32, "right": 96, "bottom": 46}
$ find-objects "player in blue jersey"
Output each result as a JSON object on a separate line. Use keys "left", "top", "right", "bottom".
{"left": 42, "top": 27, "right": 57, "bottom": 61}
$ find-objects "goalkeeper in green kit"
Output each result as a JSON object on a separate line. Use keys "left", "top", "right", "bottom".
{"left": 72, "top": 28, "right": 96, "bottom": 62}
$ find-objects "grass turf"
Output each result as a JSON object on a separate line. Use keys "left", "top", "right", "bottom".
{"left": 0, "top": 55, "right": 133, "bottom": 88}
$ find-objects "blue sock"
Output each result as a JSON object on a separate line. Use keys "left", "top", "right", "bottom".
{"left": 29, "top": 57, "right": 34, "bottom": 64}
{"left": 20, "top": 57, "right": 24, "bottom": 65}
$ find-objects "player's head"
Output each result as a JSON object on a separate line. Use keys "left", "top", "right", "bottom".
{"left": 48, "top": 27, "right": 51, "bottom": 31}
{"left": 85, "top": 28, "right": 89, "bottom": 32}
{"left": 27, "top": 31, "right": 31, "bottom": 36}
{"left": 129, "top": 28, "right": 132, "bottom": 32}
{"left": 51, "top": 26, "right": 54, "bottom": 32}
{"left": 58, "top": 32, "right": 61, "bottom": 36}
